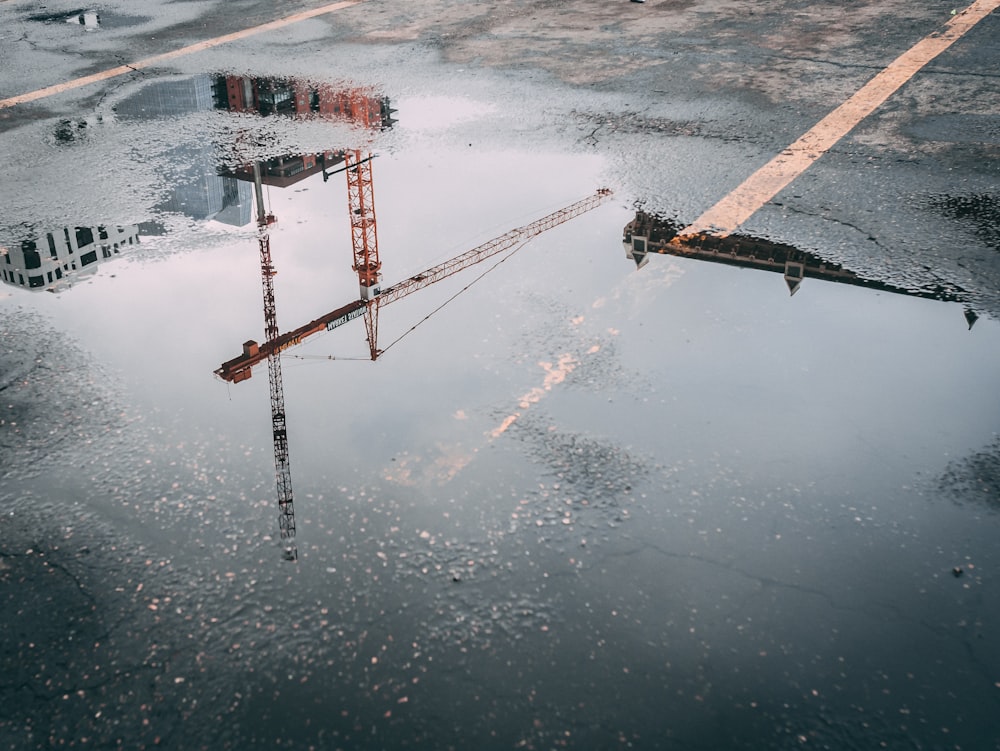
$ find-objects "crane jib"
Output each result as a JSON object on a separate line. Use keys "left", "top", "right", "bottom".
{"left": 216, "top": 188, "right": 613, "bottom": 382}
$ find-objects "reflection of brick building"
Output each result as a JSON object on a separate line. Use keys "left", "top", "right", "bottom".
{"left": 214, "top": 76, "right": 395, "bottom": 188}
{"left": 214, "top": 76, "right": 395, "bottom": 129}
{"left": 1, "top": 225, "right": 140, "bottom": 292}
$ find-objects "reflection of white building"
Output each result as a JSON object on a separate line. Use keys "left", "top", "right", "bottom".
{"left": 1, "top": 225, "right": 140, "bottom": 292}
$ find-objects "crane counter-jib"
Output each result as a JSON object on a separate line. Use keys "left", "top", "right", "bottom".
{"left": 215, "top": 298, "right": 368, "bottom": 382}
{"left": 215, "top": 188, "right": 614, "bottom": 383}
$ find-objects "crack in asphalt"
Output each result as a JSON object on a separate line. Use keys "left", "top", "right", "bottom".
{"left": 591, "top": 531, "right": 1000, "bottom": 701}
{"left": 0, "top": 661, "right": 160, "bottom": 703}
{"left": 773, "top": 201, "right": 891, "bottom": 253}
{"left": 593, "top": 537, "right": 924, "bottom": 632}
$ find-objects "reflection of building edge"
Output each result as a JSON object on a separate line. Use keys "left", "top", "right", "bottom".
{"left": 221, "top": 152, "right": 346, "bottom": 189}
{"left": 623, "top": 211, "right": 977, "bottom": 326}
{"left": 213, "top": 75, "right": 396, "bottom": 190}
{"left": 2, "top": 225, "right": 140, "bottom": 292}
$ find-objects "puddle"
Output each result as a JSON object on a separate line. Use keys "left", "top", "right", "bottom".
{"left": 925, "top": 192, "right": 1000, "bottom": 252}
{"left": 26, "top": 8, "right": 150, "bottom": 30}
{"left": 3, "top": 66, "right": 1000, "bottom": 751}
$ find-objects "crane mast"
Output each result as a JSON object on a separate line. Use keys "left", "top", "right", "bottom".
{"left": 345, "top": 150, "right": 383, "bottom": 360}
{"left": 253, "top": 163, "right": 297, "bottom": 561}
{"left": 347, "top": 149, "right": 381, "bottom": 299}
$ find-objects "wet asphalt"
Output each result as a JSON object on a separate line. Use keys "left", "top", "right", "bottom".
{"left": 2, "top": 1, "right": 999, "bottom": 749}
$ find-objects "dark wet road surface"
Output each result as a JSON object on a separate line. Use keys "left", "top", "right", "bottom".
{"left": 2, "top": 2, "right": 1000, "bottom": 749}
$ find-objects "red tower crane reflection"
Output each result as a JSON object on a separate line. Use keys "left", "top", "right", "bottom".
{"left": 217, "top": 78, "right": 393, "bottom": 560}
{"left": 217, "top": 188, "right": 614, "bottom": 380}
{"left": 215, "top": 77, "right": 614, "bottom": 557}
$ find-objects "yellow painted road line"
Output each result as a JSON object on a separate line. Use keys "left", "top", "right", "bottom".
{"left": 489, "top": 350, "right": 592, "bottom": 439}
{"left": 677, "top": 0, "right": 1000, "bottom": 239}
{"left": 0, "top": 0, "right": 361, "bottom": 110}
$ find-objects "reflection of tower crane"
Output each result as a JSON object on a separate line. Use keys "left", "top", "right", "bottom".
{"left": 218, "top": 80, "right": 393, "bottom": 558}
{"left": 250, "top": 162, "right": 298, "bottom": 561}
{"left": 216, "top": 187, "right": 614, "bottom": 382}
{"left": 216, "top": 80, "right": 613, "bottom": 553}
{"left": 242, "top": 150, "right": 377, "bottom": 562}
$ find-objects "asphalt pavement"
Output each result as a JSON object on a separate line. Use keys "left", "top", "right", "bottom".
{"left": 1, "top": 3, "right": 999, "bottom": 750}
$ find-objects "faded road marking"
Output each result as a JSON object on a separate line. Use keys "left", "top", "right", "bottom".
{"left": 489, "top": 339, "right": 607, "bottom": 440}
{"left": 489, "top": 351, "right": 590, "bottom": 439}
{"left": 677, "top": 0, "right": 1000, "bottom": 239}
{"left": 0, "top": 0, "right": 361, "bottom": 110}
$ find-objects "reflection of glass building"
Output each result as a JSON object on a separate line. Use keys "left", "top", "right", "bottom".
{"left": 114, "top": 75, "right": 251, "bottom": 226}
{"left": 623, "top": 211, "right": 977, "bottom": 326}
{"left": 216, "top": 177, "right": 252, "bottom": 226}
{"left": 1, "top": 225, "right": 140, "bottom": 292}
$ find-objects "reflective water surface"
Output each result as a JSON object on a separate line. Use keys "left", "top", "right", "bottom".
{"left": 3, "top": 69, "right": 1000, "bottom": 751}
